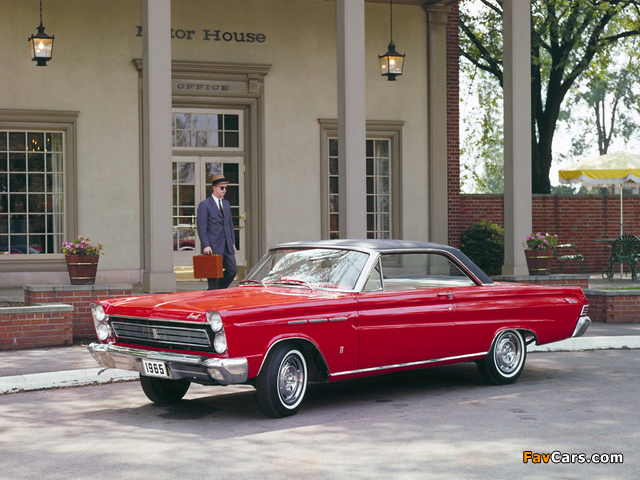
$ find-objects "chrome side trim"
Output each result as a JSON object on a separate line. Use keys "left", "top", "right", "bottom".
{"left": 288, "top": 320, "right": 307, "bottom": 325}
{"left": 329, "top": 317, "right": 348, "bottom": 322}
{"left": 88, "top": 343, "right": 248, "bottom": 385}
{"left": 572, "top": 316, "right": 591, "bottom": 338}
{"left": 308, "top": 318, "right": 328, "bottom": 323}
{"left": 329, "top": 351, "right": 488, "bottom": 377}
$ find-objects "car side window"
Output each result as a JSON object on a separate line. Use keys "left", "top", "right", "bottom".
{"left": 363, "top": 260, "right": 383, "bottom": 291}
{"left": 380, "top": 252, "right": 475, "bottom": 291}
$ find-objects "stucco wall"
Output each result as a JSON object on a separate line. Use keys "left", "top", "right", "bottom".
{"left": 2, "top": 0, "right": 430, "bottom": 283}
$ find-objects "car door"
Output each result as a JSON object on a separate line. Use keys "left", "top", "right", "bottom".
{"left": 356, "top": 252, "right": 472, "bottom": 370}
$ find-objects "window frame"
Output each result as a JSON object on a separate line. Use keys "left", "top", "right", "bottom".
{"left": 0, "top": 110, "right": 78, "bottom": 272}
{"left": 319, "top": 119, "right": 403, "bottom": 240}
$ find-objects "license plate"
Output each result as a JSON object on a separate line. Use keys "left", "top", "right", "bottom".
{"left": 141, "top": 359, "right": 170, "bottom": 378}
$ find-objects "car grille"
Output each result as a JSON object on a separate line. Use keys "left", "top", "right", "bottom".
{"left": 111, "top": 317, "right": 212, "bottom": 349}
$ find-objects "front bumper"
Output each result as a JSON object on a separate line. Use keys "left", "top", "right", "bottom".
{"left": 571, "top": 316, "right": 591, "bottom": 338}
{"left": 88, "top": 343, "right": 248, "bottom": 386}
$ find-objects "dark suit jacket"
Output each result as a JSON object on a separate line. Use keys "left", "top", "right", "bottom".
{"left": 196, "top": 196, "right": 236, "bottom": 255}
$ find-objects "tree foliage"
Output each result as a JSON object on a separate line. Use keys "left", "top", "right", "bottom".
{"left": 460, "top": 0, "right": 640, "bottom": 194}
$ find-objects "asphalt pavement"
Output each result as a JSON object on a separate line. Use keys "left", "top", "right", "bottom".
{"left": 2, "top": 277, "right": 640, "bottom": 395}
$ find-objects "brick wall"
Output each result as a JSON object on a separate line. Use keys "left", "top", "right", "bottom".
{"left": 585, "top": 291, "right": 640, "bottom": 323}
{"left": 449, "top": 194, "right": 640, "bottom": 273}
{"left": 24, "top": 284, "right": 132, "bottom": 341}
{"left": 447, "top": 5, "right": 460, "bottom": 245}
{"left": 0, "top": 305, "right": 74, "bottom": 350}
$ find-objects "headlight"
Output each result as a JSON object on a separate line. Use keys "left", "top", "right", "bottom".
{"left": 97, "top": 323, "right": 112, "bottom": 342}
{"left": 91, "top": 303, "right": 107, "bottom": 322}
{"left": 214, "top": 332, "right": 227, "bottom": 354}
{"left": 207, "top": 311, "right": 224, "bottom": 332}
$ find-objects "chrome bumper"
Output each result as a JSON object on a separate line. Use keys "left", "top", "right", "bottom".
{"left": 571, "top": 316, "right": 591, "bottom": 338}
{"left": 88, "top": 343, "right": 248, "bottom": 386}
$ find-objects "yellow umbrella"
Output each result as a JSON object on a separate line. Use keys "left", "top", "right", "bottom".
{"left": 559, "top": 151, "right": 640, "bottom": 235}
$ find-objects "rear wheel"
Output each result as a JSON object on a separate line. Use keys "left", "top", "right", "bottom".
{"left": 477, "top": 330, "right": 526, "bottom": 385}
{"left": 139, "top": 375, "right": 191, "bottom": 404}
{"left": 256, "top": 343, "right": 308, "bottom": 418}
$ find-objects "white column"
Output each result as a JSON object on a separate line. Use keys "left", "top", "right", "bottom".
{"left": 426, "top": 6, "right": 449, "bottom": 245}
{"left": 336, "top": 0, "right": 367, "bottom": 239}
{"left": 502, "top": 0, "right": 532, "bottom": 275}
{"left": 142, "top": 0, "right": 176, "bottom": 292}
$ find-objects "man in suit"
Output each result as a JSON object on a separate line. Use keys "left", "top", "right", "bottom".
{"left": 196, "top": 174, "right": 238, "bottom": 290}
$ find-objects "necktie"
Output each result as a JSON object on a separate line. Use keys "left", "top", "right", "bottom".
{"left": 218, "top": 199, "right": 223, "bottom": 215}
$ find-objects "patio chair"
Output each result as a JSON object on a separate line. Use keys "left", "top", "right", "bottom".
{"left": 552, "top": 243, "right": 584, "bottom": 274}
{"left": 602, "top": 234, "right": 640, "bottom": 281}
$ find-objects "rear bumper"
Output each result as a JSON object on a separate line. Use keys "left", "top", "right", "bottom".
{"left": 571, "top": 316, "right": 591, "bottom": 338}
{"left": 88, "top": 343, "right": 248, "bottom": 386}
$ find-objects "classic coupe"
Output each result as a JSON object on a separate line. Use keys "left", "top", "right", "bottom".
{"left": 88, "top": 240, "right": 590, "bottom": 418}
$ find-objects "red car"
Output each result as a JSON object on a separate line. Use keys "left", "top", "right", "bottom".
{"left": 88, "top": 240, "right": 590, "bottom": 418}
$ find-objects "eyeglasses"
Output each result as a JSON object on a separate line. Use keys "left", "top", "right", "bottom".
{"left": 218, "top": 186, "right": 227, "bottom": 190}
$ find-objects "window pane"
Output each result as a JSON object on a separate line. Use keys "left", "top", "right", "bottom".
{"left": 329, "top": 195, "right": 339, "bottom": 213}
{"left": 224, "top": 115, "right": 239, "bottom": 131}
{"left": 366, "top": 139, "right": 374, "bottom": 157}
{"left": 179, "top": 185, "right": 195, "bottom": 207}
{"left": 46, "top": 174, "right": 64, "bottom": 193}
{"left": 29, "top": 194, "right": 46, "bottom": 213}
{"left": 378, "top": 177, "right": 389, "bottom": 195}
{"left": 205, "top": 162, "right": 222, "bottom": 180}
{"left": 208, "top": 131, "right": 221, "bottom": 148}
{"left": 0, "top": 132, "right": 7, "bottom": 151}
{"left": 329, "top": 177, "right": 339, "bottom": 195}
{"left": 175, "top": 130, "right": 190, "bottom": 147}
{"left": 175, "top": 113, "right": 191, "bottom": 130}
{"left": 49, "top": 194, "right": 64, "bottom": 214}
{"left": 208, "top": 114, "right": 222, "bottom": 130}
{"left": 329, "top": 157, "right": 338, "bottom": 176}
{"left": 223, "top": 163, "right": 239, "bottom": 184}
{"left": 0, "top": 214, "right": 7, "bottom": 233}
{"left": 28, "top": 153, "right": 45, "bottom": 172}
{"left": 28, "top": 133, "right": 45, "bottom": 152}
{"left": 28, "top": 174, "right": 45, "bottom": 193}
{"left": 178, "top": 162, "right": 195, "bottom": 184}
{"left": 10, "top": 215, "right": 27, "bottom": 233}
{"left": 366, "top": 158, "right": 374, "bottom": 176}
{"left": 0, "top": 192, "right": 6, "bottom": 211}
{"left": 329, "top": 139, "right": 338, "bottom": 157}
{"left": 378, "top": 158, "right": 389, "bottom": 176}
{"left": 10, "top": 174, "right": 26, "bottom": 192}
{"left": 192, "top": 113, "right": 207, "bottom": 130}
{"left": 47, "top": 133, "right": 63, "bottom": 152}
{"left": 224, "top": 132, "right": 239, "bottom": 148}
{"left": 9, "top": 132, "right": 25, "bottom": 151}
{"left": 0, "top": 153, "right": 6, "bottom": 172}
{"left": 375, "top": 139, "right": 389, "bottom": 158}
{"left": 10, "top": 153, "right": 26, "bottom": 171}
{"left": 47, "top": 153, "right": 63, "bottom": 172}
{"left": 192, "top": 131, "right": 208, "bottom": 147}
{"left": 29, "top": 214, "right": 46, "bottom": 233}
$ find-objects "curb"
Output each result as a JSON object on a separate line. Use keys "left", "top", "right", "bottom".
{"left": 528, "top": 335, "right": 640, "bottom": 352}
{"left": 0, "top": 368, "right": 139, "bottom": 395}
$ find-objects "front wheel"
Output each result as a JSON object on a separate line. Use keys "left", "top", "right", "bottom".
{"left": 256, "top": 343, "right": 308, "bottom": 418}
{"left": 139, "top": 375, "right": 191, "bottom": 404}
{"left": 477, "top": 330, "right": 526, "bottom": 385}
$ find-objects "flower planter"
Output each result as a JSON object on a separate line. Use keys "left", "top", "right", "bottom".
{"left": 524, "top": 249, "right": 553, "bottom": 276}
{"left": 65, "top": 255, "right": 99, "bottom": 285}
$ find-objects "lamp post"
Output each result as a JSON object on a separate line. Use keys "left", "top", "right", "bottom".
{"left": 28, "top": 0, "right": 54, "bottom": 66}
{"left": 379, "top": 0, "right": 404, "bottom": 81}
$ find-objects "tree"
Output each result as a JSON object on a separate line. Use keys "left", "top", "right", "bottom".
{"left": 561, "top": 41, "right": 640, "bottom": 159}
{"left": 460, "top": 0, "right": 640, "bottom": 193}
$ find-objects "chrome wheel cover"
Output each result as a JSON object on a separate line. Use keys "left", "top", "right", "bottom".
{"left": 278, "top": 352, "right": 306, "bottom": 407}
{"left": 494, "top": 331, "right": 523, "bottom": 376}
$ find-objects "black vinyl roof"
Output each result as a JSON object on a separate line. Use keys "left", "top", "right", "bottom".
{"left": 273, "top": 239, "right": 494, "bottom": 285}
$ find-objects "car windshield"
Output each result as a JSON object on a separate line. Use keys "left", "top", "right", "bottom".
{"left": 247, "top": 248, "right": 370, "bottom": 290}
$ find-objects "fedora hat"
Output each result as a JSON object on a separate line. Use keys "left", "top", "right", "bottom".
{"left": 211, "top": 174, "right": 228, "bottom": 186}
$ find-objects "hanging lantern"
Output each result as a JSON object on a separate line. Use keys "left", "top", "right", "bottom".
{"left": 379, "top": 0, "right": 405, "bottom": 81}
{"left": 28, "top": 0, "right": 54, "bottom": 67}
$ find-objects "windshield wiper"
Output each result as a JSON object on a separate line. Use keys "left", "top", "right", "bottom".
{"left": 263, "top": 277, "right": 314, "bottom": 290}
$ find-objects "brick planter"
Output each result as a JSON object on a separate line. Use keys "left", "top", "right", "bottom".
{"left": 584, "top": 289, "right": 640, "bottom": 324}
{"left": 0, "top": 304, "right": 74, "bottom": 350}
{"left": 24, "top": 284, "right": 132, "bottom": 341}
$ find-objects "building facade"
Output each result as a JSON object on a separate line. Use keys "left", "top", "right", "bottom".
{"left": 1, "top": 0, "right": 459, "bottom": 291}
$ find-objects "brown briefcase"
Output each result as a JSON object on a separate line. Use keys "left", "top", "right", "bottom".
{"left": 193, "top": 254, "right": 223, "bottom": 279}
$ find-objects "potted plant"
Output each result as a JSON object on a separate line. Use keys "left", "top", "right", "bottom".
{"left": 523, "top": 233, "right": 558, "bottom": 275}
{"left": 61, "top": 236, "right": 104, "bottom": 285}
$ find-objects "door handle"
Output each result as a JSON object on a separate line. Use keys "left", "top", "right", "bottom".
{"left": 437, "top": 292, "right": 453, "bottom": 299}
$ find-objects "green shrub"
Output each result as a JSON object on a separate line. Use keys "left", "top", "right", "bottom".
{"left": 459, "top": 220, "right": 504, "bottom": 276}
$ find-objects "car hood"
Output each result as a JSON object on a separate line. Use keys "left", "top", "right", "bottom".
{"left": 101, "top": 286, "right": 354, "bottom": 324}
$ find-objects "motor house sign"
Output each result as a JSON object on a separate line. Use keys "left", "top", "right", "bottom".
{"left": 136, "top": 26, "right": 266, "bottom": 43}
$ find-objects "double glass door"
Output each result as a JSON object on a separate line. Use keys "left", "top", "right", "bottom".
{"left": 172, "top": 156, "right": 245, "bottom": 277}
